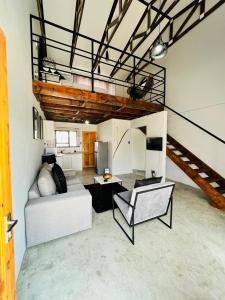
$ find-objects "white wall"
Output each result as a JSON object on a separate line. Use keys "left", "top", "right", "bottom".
{"left": 98, "top": 112, "right": 167, "bottom": 178}
{"left": 161, "top": 5, "right": 225, "bottom": 186}
{"left": 132, "top": 129, "right": 146, "bottom": 171}
{"left": 112, "top": 119, "right": 132, "bottom": 175}
{"left": 54, "top": 121, "right": 97, "bottom": 132}
{"left": 131, "top": 111, "right": 167, "bottom": 181}
{"left": 98, "top": 119, "right": 132, "bottom": 175}
{"left": 0, "top": 0, "right": 44, "bottom": 277}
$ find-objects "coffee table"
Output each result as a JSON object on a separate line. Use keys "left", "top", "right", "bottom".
{"left": 92, "top": 176, "right": 123, "bottom": 212}
{"left": 94, "top": 176, "right": 122, "bottom": 186}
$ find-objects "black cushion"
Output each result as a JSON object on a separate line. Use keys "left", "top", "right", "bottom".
{"left": 134, "top": 176, "right": 162, "bottom": 188}
{"left": 52, "top": 163, "right": 67, "bottom": 193}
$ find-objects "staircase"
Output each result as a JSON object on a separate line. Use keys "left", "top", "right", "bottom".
{"left": 167, "top": 135, "right": 225, "bottom": 210}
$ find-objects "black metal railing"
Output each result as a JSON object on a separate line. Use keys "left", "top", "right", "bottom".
{"left": 155, "top": 100, "right": 225, "bottom": 145}
{"left": 30, "top": 14, "right": 166, "bottom": 104}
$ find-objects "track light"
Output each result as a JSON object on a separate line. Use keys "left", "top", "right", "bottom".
{"left": 151, "top": 36, "right": 167, "bottom": 60}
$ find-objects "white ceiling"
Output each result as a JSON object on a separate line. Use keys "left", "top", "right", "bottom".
{"left": 36, "top": 0, "right": 218, "bottom": 82}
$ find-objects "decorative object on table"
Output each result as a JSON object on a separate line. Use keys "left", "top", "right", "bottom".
{"left": 103, "top": 173, "right": 112, "bottom": 181}
{"left": 32, "top": 107, "right": 39, "bottom": 139}
{"left": 42, "top": 57, "right": 56, "bottom": 73}
{"left": 113, "top": 182, "right": 175, "bottom": 244}
{"left": 42, "top": 154, "right": 56, "bottom": 164}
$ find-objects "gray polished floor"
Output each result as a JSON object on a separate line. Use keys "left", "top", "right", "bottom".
{"left": 17, "top": 170, "right": 225, "bottom": 300}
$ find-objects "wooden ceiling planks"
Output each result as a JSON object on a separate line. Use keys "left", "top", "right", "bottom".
{"left": 33, "top": 80, "right": 163, "bottom": 123}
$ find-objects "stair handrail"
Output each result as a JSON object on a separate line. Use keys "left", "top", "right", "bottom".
{"left": 156, "top": 101, "right": 225, "bottom": 145}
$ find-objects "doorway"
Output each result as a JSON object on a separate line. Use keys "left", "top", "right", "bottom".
{"left": 132, "top": 127, "right": 146, "bottom": 173}
{"left": 0, "top": 29, "right": 16, "bottom": 300}
{"left": 82, "top": 131, "right": 96, "bottom": 168}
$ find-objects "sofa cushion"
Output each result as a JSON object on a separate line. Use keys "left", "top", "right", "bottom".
{"left": 42, "top": 162, "right": 54, "bottom": 172}
{"left": 38, "top": 167, "right": 56, "bottom": 197}
{"left": 66, "top": 175, "right": 80, "bottom": 186}
{"left": 28, "top": 180, "right": 40, "bottom": 200}
{"left": 134, "top": 176, "right": 162, "bottom": 188}
{"left": 52, "top": 163, "right": 67, "bottom": 194}
{"left": 68, "top": 183, "right": 85, "bottom": 192}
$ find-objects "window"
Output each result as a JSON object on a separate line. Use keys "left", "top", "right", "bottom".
{"left": 74, "top": 75, "right": 115, "bottom": 95}
{"left": 55, "top": 130, "right": 77, "bottom": 147}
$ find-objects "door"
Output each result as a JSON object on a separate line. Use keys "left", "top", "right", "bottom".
{"left": 0, "top": 30, "right": 16, "bottom": 300}
{"left": 82, "top": 132, "right": 96, "bottom": 168}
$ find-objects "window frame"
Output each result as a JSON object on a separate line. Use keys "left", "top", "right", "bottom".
{"left": 55, "top": 130, "right": 78, "bottom": 148}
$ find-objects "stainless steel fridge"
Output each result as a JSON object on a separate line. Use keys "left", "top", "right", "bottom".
{"left": 94, "top": 142, "right": 108, "bottom": 175}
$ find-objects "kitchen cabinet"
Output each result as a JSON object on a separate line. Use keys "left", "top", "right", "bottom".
{"left": 71, "top": 153, "right": 82, "bottom": 170}
{"left": 56, "top": 155, "right": 63, "bottom": 168}
{"left": 60, "top": 153, "right": 82, "bottom": 171}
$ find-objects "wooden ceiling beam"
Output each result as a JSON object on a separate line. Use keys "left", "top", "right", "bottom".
{"left": 41, "top": 102, "right": 140, "bottom": 119}
{"left": 41, "top": 95, "right": 145, "bottom": 115}
{"left": 40, "top": 96, "right": 145, "bottom": 116}
{"left": 33, "top": 81, "right": 163, "bottom": 112}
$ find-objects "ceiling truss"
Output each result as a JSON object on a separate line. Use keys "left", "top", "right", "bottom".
{"left": 36, "top": 0, "right": 46, "bottom": 38}
{"left": 93, "top": 0, "right": 133, "bottom": 71}
{"left": 110, "top": 0, "right": 180, "bottom": 77}
{"left": 125, "top": 0, "right": 225, "bottom": 82}
{"left": 69, "top": 0, "right": 86, "bottom": 68}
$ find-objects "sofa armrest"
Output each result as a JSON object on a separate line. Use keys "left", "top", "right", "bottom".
{"left": 26, "top": 189, "right": 90, "bottom": 208}
{"left": 25, "top": 189, "right": 92, "bottom": 247}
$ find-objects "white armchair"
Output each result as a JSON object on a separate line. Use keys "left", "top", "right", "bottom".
{"left": 113, "top": 182, "right": 175, "bottom": 244}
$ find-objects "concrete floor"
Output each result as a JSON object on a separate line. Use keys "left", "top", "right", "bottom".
{"left": 17, "top": 171, "right": 225, "bottom": 300}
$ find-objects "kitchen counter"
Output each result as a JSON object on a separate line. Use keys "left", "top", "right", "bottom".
{"left": 56, "top": 152, "right": 82, "bottom": 170}
{"left": 58, "top": 152, "right": 82, "bottom": 155}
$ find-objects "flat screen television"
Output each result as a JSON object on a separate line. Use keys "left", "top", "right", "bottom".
{"left": 146, "top": 137, "right": 162, "bottom": 151}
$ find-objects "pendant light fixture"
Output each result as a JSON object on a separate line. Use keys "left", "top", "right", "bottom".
{"left": 150, "top": 0, "right": 167, "bottom": 60}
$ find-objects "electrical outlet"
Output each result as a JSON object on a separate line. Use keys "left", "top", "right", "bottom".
{"left": 151, "top": 170, "right": 156, "bottom": 178}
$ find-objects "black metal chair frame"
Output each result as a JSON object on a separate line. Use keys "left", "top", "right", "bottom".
{"left": 112, "top": 184, "right": 175, "bottom": 245}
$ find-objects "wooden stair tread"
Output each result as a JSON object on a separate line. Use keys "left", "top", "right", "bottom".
{"left": 167, "top": 134, "right": 225, "bottom": 210}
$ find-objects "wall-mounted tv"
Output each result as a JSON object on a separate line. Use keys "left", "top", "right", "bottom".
{"left": 146, "top": 137, "right": 163, "bottom": 151}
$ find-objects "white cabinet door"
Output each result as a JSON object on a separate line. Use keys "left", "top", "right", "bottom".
{"left": 56, "top": 156, "right": 63, "bottom": 168}
{"left": 71, "top": 154, "right": 82, "bottom": 171}
{"left": 62, "top": 154, "right": 72, "bottom": 169}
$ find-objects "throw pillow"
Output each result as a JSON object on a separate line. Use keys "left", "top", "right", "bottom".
{"left": 52, "top": 163, "right": 67, "bottom": 194}
{"left": 134, "top": 176, "right": 162, "bottom": 188}
{"left": 42, "top": 162, "right": 54, "bottom": 172}
{"left": 38, "top": 167, "right": 57, "bottom": 197}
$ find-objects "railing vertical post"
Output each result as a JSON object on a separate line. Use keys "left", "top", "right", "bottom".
{"left": 91, "top": 40, "right": 94, "bottom": 92}
{"left": 30, "top": 15, "right": 34, "bottom": 80}
{"left": 133, "top": 56, "right": 136, "bottom": 87}
{"left": 163, "top": 68, "right": 166, "bottom": 106}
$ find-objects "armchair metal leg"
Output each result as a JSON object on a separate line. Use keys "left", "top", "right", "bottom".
{"left": 157, "top": 196, "right": 173, "bottom": 229}
{"left": 112, "top": 199, "right": 135, "bottom": 245}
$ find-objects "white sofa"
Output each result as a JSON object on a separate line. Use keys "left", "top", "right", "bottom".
{"left": 25, "top": 169, "right": 92, "bottom": 247}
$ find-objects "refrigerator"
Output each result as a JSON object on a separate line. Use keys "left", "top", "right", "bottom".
{"left": 94, "top": 142, "right": 108, "bottom": 175}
